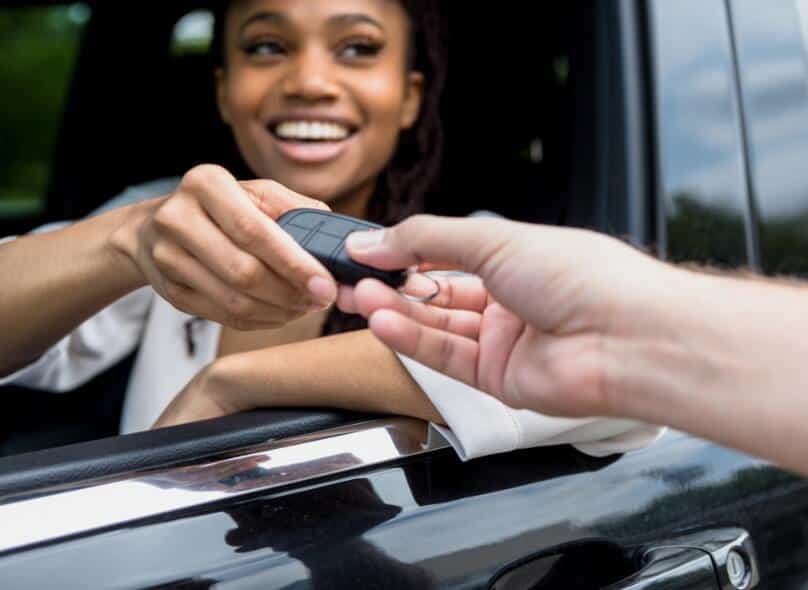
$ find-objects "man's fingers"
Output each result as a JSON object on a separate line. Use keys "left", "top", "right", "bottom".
{"left": 345, "top": 215, "right": 514, "bottom": 273}
{"left": 424, "top": 274, "right": 489, "bottom": 312}
{"left": 368, "top": 309, "right": 480, "bottom": 386}
{"left": 353, "top": 279, "right": 482, "bottom": 339}
{"left": 336, "top": 285, "right": 359, "bottom": 314}
{"left": 476, "top": 303, "right": 527, "bottom": 395}
{"left": 346, "top": 275, "right": 488, "bottom": 314}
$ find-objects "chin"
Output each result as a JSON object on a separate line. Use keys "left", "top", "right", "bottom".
{"left": 271, "top": 169, "right": 374, "bottom": 210}
{"left": 277, "top": 176, "right": 346, "bottom": 204}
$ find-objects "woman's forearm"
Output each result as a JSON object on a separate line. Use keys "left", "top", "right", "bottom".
{"left": 608, "top": 268, "right": 808, "bottom": 472}
{"left": 0, "top": 203, "right": 149, "bottom": 375}
{"left": 154, "top": 329, "right": 444, "bottom": 428}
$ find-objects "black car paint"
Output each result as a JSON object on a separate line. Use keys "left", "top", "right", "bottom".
{"left": 2, "top": 435, "right": 807, "bottom": 588}
{"left": 3, "top": 0, "right": 808, "bottom": 588}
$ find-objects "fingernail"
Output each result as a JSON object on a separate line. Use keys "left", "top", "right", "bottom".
{"left": 308, "top": 276, "right": 337, "bottom": 305}
{"left": 346, "top": 229, "right": 385, "bottom": 251}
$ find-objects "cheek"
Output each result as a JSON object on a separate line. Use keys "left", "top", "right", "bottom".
{"left": 358, "top": 72, "right": 409, "bottom": 127}
{"left": 223, "top": 74, "right": 267, "bottom": 123}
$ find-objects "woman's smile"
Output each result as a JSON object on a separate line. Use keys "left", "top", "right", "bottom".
{"left": 266, "top": 112, "right": 360, "bottom": 165}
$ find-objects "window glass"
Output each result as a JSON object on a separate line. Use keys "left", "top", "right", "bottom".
{"left": 171, "top": 9, "right": 214, "bottom": 57}
{"left": 0, "top": 4, "right": 90, "bottom": 219}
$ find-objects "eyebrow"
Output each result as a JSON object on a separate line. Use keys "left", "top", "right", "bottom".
{"left": 328, "top": 14, "right": 385, "bottom": 32}
{"left": 238, "top": 11, "right": 288, "bottom": 35}
{"left": 239, "top": 11, "right": 385, "bottom": 35}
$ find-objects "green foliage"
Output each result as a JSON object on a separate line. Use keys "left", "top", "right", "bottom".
{"left": 666, "top": 192, "right": 748, "bottom": 268}
{"left": 0, "top": 4, "right": 89, "bottom": 216}
{"left": 759, "top": 209, "right": 808, "bottom": 277}
{"left": 667, "top": 192, "right": 808, "bottom": 277}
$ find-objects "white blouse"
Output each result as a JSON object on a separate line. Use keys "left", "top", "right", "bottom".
{"left": 0, "top": 179, "right": 662, "bottom": 459}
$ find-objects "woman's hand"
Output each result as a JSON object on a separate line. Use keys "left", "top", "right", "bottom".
{"left": 110, "top": 164, "right": 337, "bottom": 331}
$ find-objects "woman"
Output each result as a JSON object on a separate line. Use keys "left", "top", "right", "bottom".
{"left": 0, "top": 0, "right": 657, "bottom": 459}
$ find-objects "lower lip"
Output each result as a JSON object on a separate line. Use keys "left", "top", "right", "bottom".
{"left": 271, "top": 135, "right": 354, "bottom": 164}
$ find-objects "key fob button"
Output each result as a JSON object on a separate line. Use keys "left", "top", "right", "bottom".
{"left": 306, "top": 233, "right": 343, "bottom": 259}
{"left": 283, "top": 224, "right": 310, "bottom": 243}
{"left": 277, "top": 208, "right": 407, "bottom": 288}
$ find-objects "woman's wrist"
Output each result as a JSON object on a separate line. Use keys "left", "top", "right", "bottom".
{"left": 106, "top": 198, "right": 163, "bottom": 292}
{"left": 198, "top": 353, "right": 258, "bottom": 415}
{"left": 153, "top": 355, "right": 257, "bottom": 429}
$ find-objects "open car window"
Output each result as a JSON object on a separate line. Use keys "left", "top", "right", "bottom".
{"left": 0, "top": 0, "right": 634, "bottom": 482}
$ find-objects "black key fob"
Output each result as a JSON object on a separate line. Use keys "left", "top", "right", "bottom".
{"left": 276, "top": 208, "right": 407, "bottom": 288}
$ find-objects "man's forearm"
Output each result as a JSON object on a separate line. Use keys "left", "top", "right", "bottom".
{"left": 608, "top": 267, "right": 808, "bottom": 472}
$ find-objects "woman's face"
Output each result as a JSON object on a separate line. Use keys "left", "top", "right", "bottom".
{"left": 217, "top": 0, "right": 424, "bottom": 210}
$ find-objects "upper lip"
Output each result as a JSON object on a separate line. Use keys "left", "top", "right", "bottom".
{"left": 266, "top": 112, "right": 359, "bottom": 133}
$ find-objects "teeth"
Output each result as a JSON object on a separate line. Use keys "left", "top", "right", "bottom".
{"left": 275, "top": 121, "right": 350, "bottom": 141}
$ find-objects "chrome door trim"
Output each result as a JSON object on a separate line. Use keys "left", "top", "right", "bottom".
{"left": 0, "top": 418, "right": 446, "bottom": 555}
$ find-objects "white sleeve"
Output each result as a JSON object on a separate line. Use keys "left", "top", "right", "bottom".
{"left": 398, "top": 355, "right": 664, "bottom": 461}
{"left": 0, "top": 287, "right": 153, "bottom": 392}
{"left": 0, "top": 178, "right": 180, "bottom": 392}
{"left": 0, "top": 224, "right": 154, "bottom": 392}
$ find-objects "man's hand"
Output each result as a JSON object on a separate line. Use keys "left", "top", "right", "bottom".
{"left": 338, "top": 215, "right": 675, "bottom": 417}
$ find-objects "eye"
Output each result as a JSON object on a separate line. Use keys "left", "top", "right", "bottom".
{"left": 245, "top": 39, "right": 287, "bottom": 57}
{"left": 339, "top": 39, "right": 383, "bottom": 59}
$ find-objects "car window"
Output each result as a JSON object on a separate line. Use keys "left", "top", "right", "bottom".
{"left": 648, "top": 0, "right": 753, "bottom": 267}
{"left": 0, "top": 1, "right": 603, "bottom": 459}
{"left": 0, "top": 3, "right": 90, "bottom": 231}
{"left": 731, "top": 0, "right": 808, "bottom": 277}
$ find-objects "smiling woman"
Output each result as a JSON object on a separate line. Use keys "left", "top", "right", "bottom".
{"left": 0, "top": 0, "right": 451, "bottom": 434}
{"left": 0, "top": 0, "right": 655, "bottom": 464}
{"left": 216, "top": 0, "right": 423, "bottom": 209}
{"left": 211, "top": 0, "right": 442, "bottom": 226}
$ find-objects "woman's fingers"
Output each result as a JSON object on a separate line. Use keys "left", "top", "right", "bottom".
{"left": 179, "top": 166, "right": 336, "bottom": 306}
{"left": 135, "top": 165, "right": 342, "bottom": 330}
{"left": 151, "top": 195, "right": 307, "bottom": 309}
{"left": 151, "top": 239, "right": 304, "bottom": 328}
{"left": 240, "top": 178, "right": 329, "bottom": 217}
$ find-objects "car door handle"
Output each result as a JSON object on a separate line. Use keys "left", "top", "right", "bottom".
{"left": 605, "top": 528, "right": 758, "bottom": 590}
{"left": 489, "top": 528, "right": 758, "bottom": 590}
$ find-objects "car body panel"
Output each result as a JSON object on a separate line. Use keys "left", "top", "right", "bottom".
{"left": 1, "top": 433, "right": 807, "bottom": 589}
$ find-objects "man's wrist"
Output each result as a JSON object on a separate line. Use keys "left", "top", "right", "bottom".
{"left": 603, "top": 265, "right": 732, "bottom": 424}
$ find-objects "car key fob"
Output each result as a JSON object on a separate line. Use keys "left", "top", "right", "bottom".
{"left": 276, "top": 208, "right": 407, "bottom": 288}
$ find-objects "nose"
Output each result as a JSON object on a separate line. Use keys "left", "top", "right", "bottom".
{"left": 281, "top": 47, "right": 339, "bottom": 102}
